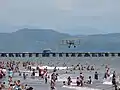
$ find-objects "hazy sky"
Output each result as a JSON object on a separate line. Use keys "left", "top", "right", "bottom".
{"left": 0, "top": 0, "right": 120, "bottom": 35}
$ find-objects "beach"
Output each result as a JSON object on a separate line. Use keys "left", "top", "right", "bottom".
{"left": 0, "top": 56, "right": 120, "bottom": 90}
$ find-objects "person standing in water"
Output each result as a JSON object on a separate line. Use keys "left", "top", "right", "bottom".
{"left": 50, "top": 79, "right": 55, "bottom": 90}
{"left": 80, "top": 72, "right": 84, "bottom": 86}
{"left": 51, "top": 73, "right": 56, "bottom": 82}
{"left": 8, "top": 69, "right": 13, "bottom": 78}
{"left": 104, "top": 68, "right": 110, "bottom": 79}
{"left": 76, "top": 77, "right": 80, "bottom": 86}
{"left": 87, "top": 76, "right": 92, "bottom": 84}
{"left": 23, "top": 72, "right": 26, "bottom": 80}
{"left": 32, "top": 69, "right": 35, "bottom": 77}
{"left": 112, "top": 71, "right": 116, "bottom": 86}
{"left": 67, "top": 76, "right": 72, "bottom": 85}
{"left": 94, "top": 71, "right": 99, "bottom": 80}
{"left": 45, "top": 74, "right": 48, "bottom": 84}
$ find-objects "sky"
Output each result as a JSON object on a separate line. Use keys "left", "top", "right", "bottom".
{"left": 0, "top": 0, "right": 120, "bottom": 35}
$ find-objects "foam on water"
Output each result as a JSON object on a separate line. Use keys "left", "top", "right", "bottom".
{"left": 31, "top": 66, "right": 37, "bottom": 69}
{"left": 63, "top": 85, "right": 101, "bottom": 90}
{"left": 31, "top": 65, "right": 72, "bottom": 70}
{"left": 102, "top": 75, "right": 112, "bottom": 85}
{"left": 103, "top": 74, "right": 120, "bottom": 85}
{"left": 42, "top": 65, "right": 71, "bottom": 70}
{"left": 103, "top": 81, "right": 112, "bottom": 85}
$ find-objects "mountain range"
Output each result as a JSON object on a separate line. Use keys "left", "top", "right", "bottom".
{"left": 0, "top": 28, "right": 120, "bottom": 52}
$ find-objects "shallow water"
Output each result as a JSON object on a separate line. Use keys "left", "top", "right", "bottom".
{"left": 1, "top": 56, "right": 120, "bottom": 90}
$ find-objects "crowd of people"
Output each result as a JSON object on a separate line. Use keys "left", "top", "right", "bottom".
{"left": 49, "top": 63, "right": 120, "bottom": 90}
{"left": 0, "top": 60, "right": 120, "bottom": 90}
{"left": 0, "top": 61, "right": 35, "bottom": 90}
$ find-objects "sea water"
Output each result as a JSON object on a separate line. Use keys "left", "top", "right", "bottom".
{"left": 1, "top": 56, "right": 120, "bottom": 90}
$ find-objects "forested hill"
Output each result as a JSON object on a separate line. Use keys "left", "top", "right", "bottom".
{"left": 0, "top": 28, "right": 120, "bottom": 52}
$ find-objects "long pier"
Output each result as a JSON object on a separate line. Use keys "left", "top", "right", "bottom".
{"left": 0, "top": 52, "right": 120, "bottom": 57}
